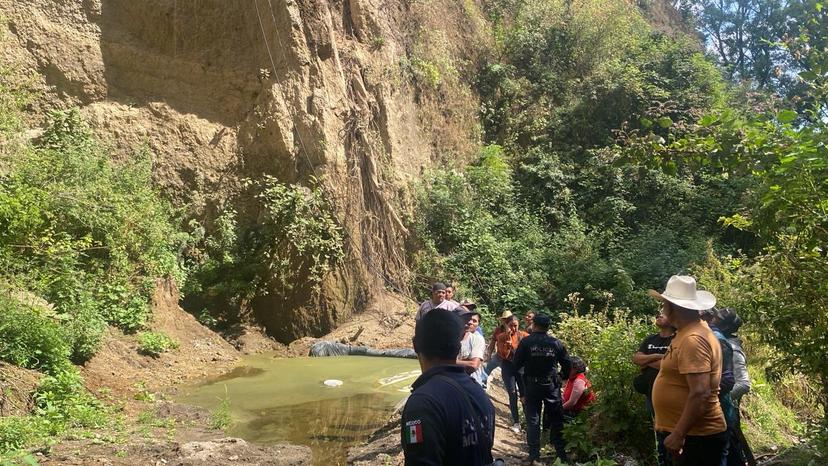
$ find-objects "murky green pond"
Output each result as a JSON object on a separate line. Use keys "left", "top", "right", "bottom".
{"left": 178, "top": 354, "right": 420, "bottom": 465}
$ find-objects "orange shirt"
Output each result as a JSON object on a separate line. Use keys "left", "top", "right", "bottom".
{"left": 652, "top": 320, "right": 726, "bottom": 435}
{"left": 496, "top": 330, "right": 528, "bottom": 361}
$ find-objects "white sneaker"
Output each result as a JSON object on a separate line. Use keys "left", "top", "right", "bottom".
{"left": 510, "top": 423, "right": 521, "bottom": 433}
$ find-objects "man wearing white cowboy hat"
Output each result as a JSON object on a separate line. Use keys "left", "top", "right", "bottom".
{"left": 649, "top": 275, "right": 727, "bottom": 466}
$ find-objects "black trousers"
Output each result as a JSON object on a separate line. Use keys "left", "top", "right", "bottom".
{"left": 524, "top": 381, "right": 567, "bottom": 462}
{"left": 657, "top": 431, "right": 727, "bottom": 466}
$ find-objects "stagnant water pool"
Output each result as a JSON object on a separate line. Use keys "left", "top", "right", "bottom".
{"left": 178, "top": 354, "right": 421, "bottom": 465}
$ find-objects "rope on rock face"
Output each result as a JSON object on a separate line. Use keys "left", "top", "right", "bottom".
{"left": 252, "top": 0, "right": 418, "bottom": 307}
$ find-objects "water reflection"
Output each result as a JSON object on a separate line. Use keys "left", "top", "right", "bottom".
{"left": 242, "top": 392, "right": 393, "bottom": 464}
{"left": 178, "top": 355, "right": 420, "bottom": 466}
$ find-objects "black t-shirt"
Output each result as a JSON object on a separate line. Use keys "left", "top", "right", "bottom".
{"left": 637, "top": 333, "right": 674, "bottom": 397}
{"left": 638, "top": 333, "right": 673, "bottom": 356}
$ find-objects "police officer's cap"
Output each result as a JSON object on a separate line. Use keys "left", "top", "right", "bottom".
{"left": 533, "top": 313, "right": 551, "bottom": 328}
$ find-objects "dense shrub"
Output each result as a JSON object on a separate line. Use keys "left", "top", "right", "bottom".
{"left": 183, "top": 177, "right": 344, "bottom": 323}
{"left": 0, "top": 293, "right": 70, "bottom": 374}
{"left": 0, "top": 109, "right": 186, "bottom": 362}
{"left": 555, "top": 308, "right": 655, "bottom": 461}
{"left": 412, "top": 145, "right": 551, "bottom": 318}
{"left": 0, "top": 367, "right": 107, "bottom": 457}
{"left": 33, "top": 367, "right": 105, "bottom": 433}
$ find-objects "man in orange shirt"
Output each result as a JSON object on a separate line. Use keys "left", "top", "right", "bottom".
{"left": 649, "top": 275, "right": 727, "bottom": 466}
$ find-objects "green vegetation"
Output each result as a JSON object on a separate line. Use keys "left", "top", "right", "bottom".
{"left": 137, "top": 332, "right": 179, "bottom": 358}
{"left": 0, "top": 108, "right": 186, "bottom": 362}
{"left": 0, "top": 0, "right": 825, "bottom": 463}
{"left": 183, "top": 176, "right": 344, "bottom": 325}
{"left": 413, "top": 0, "right": 826, "bottom": 462}
{"left": 0, "top": 367, "right": 110, "bottom": 460}
{"left": 555, "top": 307, "right": 654, "bottom": 461}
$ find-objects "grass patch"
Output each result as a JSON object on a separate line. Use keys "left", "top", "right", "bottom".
{"left": 741, "top": 365, "right": 805, "bottom": 453}
{"left": 137, "top": 332, "right": 179, "bottom": 358}
{"left": 210, "top": 387, "right": 232, "bottom": 430}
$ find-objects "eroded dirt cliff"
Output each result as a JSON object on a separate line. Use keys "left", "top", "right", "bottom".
{"left": 1, "top": 0, "right": 491, "bottom": 341}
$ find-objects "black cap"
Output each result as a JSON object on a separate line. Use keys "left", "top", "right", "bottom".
{"left": 533, "top": 313, "right": 551, "bottom": 328}
{"left": 430, "top": 282, "right": 447, "bottom": 292}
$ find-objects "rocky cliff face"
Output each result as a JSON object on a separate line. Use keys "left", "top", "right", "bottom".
{"left": 1, "top": 0, "right": 490, "bottom": 341}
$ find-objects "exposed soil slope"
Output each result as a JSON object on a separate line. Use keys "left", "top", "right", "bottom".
{"left": 0, "top": 0, "right": 492, "bottom": 342}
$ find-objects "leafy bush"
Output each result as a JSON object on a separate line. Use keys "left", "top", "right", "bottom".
{"left": 0, "top": 367, "right": 106, "bottom": 457}
{"left": 183, "top": 177, "right": 344, "bottom": 322}
{"left": 554, "top": 308, "right": 655, "bottom": 461}
{"left": 0, "top": 108, "right": 187, "bottom": 363}
{"left": 412, "top": 145, "right": 550, "bottom": 316}
{"left": 34, "top": 367, "right": 105, "bottom": 432}
{"left": 0, "top": 416, "right": 44, "bottom": 454}
{"left": 137, "top": 331, "right": 179, "bottom": 358}
{"left": 0, "top": 293, "right": 70, "bottom": 374}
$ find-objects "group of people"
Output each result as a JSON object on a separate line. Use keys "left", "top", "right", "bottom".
{"left": 402, "top": 282, "right": 594, "bottom": 465}
{"left": 400, "top": 276, "right": 754, "bottom": 466}
{"left": 635, "top": 276, "right": 754, "bottom": 466}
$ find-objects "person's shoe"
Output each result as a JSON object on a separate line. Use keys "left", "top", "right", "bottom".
{"left": 510, "top": 422, "right": 521, "bottom": 434}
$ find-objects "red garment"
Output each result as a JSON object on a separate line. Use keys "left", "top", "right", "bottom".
{"left": 562, "top": 373, "right": 596, "bottom": 413}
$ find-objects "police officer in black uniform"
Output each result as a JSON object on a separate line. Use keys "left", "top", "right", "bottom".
{"left": 401, "top": 309, "right": 496, "bottom": 465}
{"left": 513, "top": 313, "right": 571, "bottom": 465}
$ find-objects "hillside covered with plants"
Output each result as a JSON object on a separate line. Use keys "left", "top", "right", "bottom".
{"left": 0, "top": 0, "right": 825, "bottom": 464}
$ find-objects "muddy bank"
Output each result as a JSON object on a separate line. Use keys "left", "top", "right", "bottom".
{"left": 40, "top": 402, "right": 311, "bottom": 466}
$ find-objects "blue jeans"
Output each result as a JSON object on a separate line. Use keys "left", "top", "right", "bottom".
{"left": 500, "top": 359, "right": 525, "bottom": 424}
{"left": 524, "top": 381, "right": 567, "bottom": 462}
{"left": 481, "top": 354, "right": 501, "bottom": 387}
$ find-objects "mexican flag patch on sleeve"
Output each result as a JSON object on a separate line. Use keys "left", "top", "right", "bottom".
{"left": 405, "top": 419, "right": 423, "bottom": 444}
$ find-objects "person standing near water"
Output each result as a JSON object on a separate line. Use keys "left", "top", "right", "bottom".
{"left": 456, "top": 307, "right": 487, "bottom": 386}
{"left": 415, "top": 282, "right": 452, "bottom": 321}
{"left": 402, "top": 309, "right": 495, "bottom": 465}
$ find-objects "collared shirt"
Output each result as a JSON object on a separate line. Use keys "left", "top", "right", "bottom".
{"left": 415, "top": 299, "right": 455, "bottom": 321}
{"left": 513, "top": 331, "right": 571, "bottom": 384}
{"left": 401, "top": 365, "right": 495, "bottom": 466}
{"left": 458, "top": 332, "right": 486, "bottom": 386}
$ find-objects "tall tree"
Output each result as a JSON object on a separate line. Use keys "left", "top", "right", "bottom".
{"left": 690, "top": 0, "right": 790, "bottom": 88}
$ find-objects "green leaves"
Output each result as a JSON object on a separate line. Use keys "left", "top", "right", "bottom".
{"left": 777, "top": 110, "right": 798, "bottom": 123}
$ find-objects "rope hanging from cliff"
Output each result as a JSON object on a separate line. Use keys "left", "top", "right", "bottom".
{"left": 252, "top": 0, "right": 417, "bottom": 304}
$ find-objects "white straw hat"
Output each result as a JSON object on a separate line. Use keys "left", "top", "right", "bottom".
{"left": 648, "top": 275, "right": 716, "bottom": 311}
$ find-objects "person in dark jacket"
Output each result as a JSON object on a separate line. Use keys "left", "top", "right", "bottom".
{"left": 716, "top": 308, "right": 756, "bottom": 466}
{"left": 401, "top": 309, "right": 496, "bottom": 466}
{"left": 513, "top": 313, "right": 571, "bottom": 465}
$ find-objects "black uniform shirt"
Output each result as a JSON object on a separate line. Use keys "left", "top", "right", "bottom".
{"left": 513, "top": 331, "right": 571, "bottom": 383}
{"left": 401, "top": 365, "right": 495, "bottom": 466}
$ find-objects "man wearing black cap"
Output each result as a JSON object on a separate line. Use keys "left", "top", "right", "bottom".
{"left": 415, "top": 282, "right": 453, "bottom": 321}
{"left": 513, "top": 313, "right": 571, "bottom": 465}
{"left": 401, "top": 309, "right": 495, "bottom": 465}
